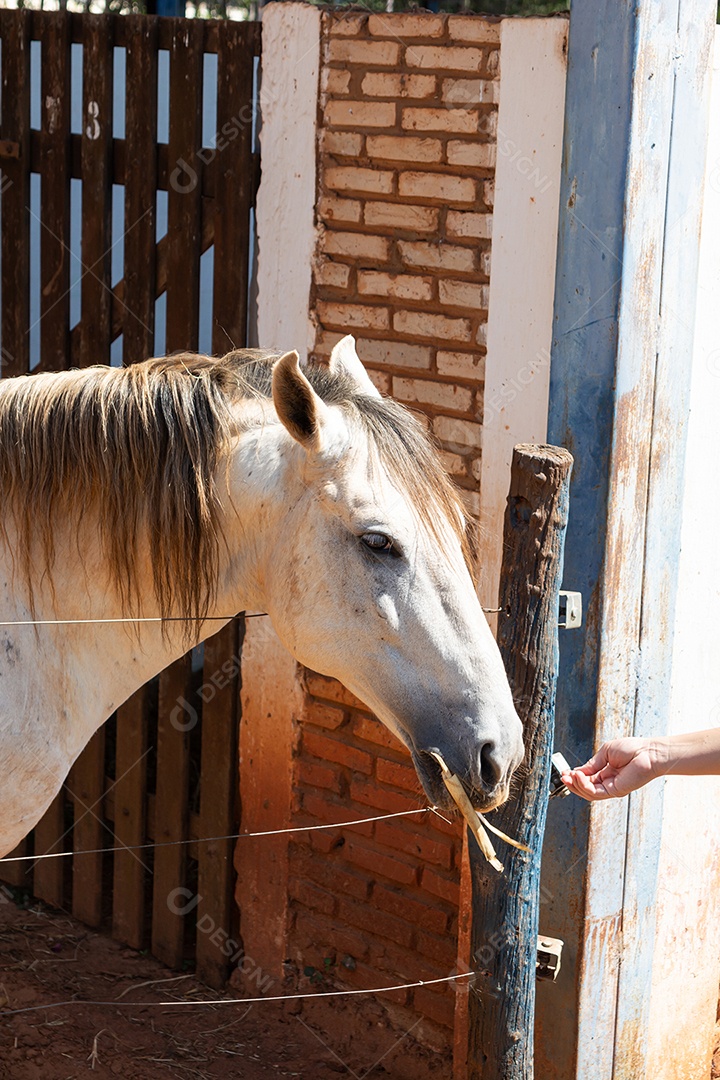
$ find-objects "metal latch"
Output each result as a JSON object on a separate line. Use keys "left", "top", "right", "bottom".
{"left": 537, "top": 935, "right": 564, "bottom": 981}
{"left": 549, "top": 751, "right": 571, "bottom": 799}
{"left": 558, "top": 590, "right": 582, "bottom": 629}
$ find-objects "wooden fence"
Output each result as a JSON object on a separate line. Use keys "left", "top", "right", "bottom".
{"left": 0, "top": 9, "right": 260, "bottom": 989}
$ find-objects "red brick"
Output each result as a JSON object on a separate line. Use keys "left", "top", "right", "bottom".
{"left": 358, "top": 271, "right": 434, "bottom": 302}
{"left": 366, "top": 134, "right": 442, "bottom": 164}
{"left": 289, "top": 877, "right": 337, "bottom": 917}
{"left": 320, "top": 129, "right": 364, "bottom": 157}
{"left": 361, "top": 72, "right": 437, "bottom": 98}
{"left": 374, "top": 820, "right": 453, "bottom": 869}
{"left": 298, "top": 851, "right": 371, "bottom": 901}
{"left": 420, "top": 867, "right": 461, "bottom": 906}
{"left": 393, "top": 310, "right": 472, "bottom": 344}
{"left": 364, "top": 201, "right": 438, "bottom": 232}
{"left": 327, "top": 39, "right": 400, "bottom": 66}
{"left": 350, "top": 779, "right": 423, "bottom": 816}
{"left": 294, "top": 909, "right": 370, "bottom": 962}
{"left": 446, "top": 210, "right": 492, "bottom": 240}
{"left": 414, "top": 985, "right": 456, "bottom": 1029}
{"left": 417, "top": 929, "right": 459, "bottom": 968}
{"left": 298, "top": 759, "right": 343, "bottom": 794}
{"left": 367, "top": 937, "right": 430, "bottom": 983}
{"left": 446, "top": 140, "right": 496, "bottom": 168}
{"left": 432, "top": 413, "right": 482, "bottom": 449}
{"left": 392, "top": 375, "right": 473, "bottom": 413}
{"left": 402, "top": 107, "right": 478, "bottom": 135}
{"left": 344, "top": 837, "right": 419, "bottom": 887}
{"left": 322, "top": 231, "right": 390, "bottom": 263}
{"left": 374, "top": 884, "right": 449, "bottom": 934}
{"left": 439, "top": 279, "right": 489, "bottom": 309}
{"left": 328, "top": 13, "right": 368, "bottom": 36}
{"left": 318, "top": 194, "right": 362, "bottom": 226}
{"left": 356, "top": 339, "right": 433, "bottom": 371}
{"left": 436, "top": 350, "right": 484, "bottom": 380}
{"left": 368, "top": 369, "right": 391, "bottom": 395}
{"left": 398, "top": 240, "right": 475, "bottom": 273}
{"left": 321, "top": 67, "right": 351, "bottom": 96}
{"left": 333, "top": 960, "right": 410, "bottom": 1006}
{"left": 485, "top": 47, "right": 501, "bottom": 77}
{"left": 351, "top": 714, "right": 407, "bottom": 751}
{"left": 447, "top": 16, "right": 501, "bottom": 44}
{"left": 325, "top": 100, "right": 397, "bottom": 132}
{"left": 406, "top": 45, "right": 484, "bottom": 73}
{"left": 305, "top": 701, "right": 349, "bottom": 731}
{"left": 442, "top": 77, "right": 498, "bottom": 106}
{"left": 316, "top": 301, "right": 390, "bottom": 333}
{"left": 376, "top": 757, "right": 422, "bottom": 793}
{"left": 315, "top": 260, "right": 351, "bottom": 290}
{"left": 309, "top": 828, "right": 344, "bottom": 854}
{"left": 303, "top": 671, "right": 365, "bottom": 708}
{"left": 368, "top": 12, "right": 445, "bottom": 37}
{"left": 440, "top": 449, "right": 468, "bottom": 479}
{"left": 303, "top": 731, "right": 374, "bottom": 776}
{"left": 398, "top": 171, "right": 477, "bottom": 204}
{"left": 338, "top": 896, "right": 414, "bottom": 949}
{"left": 325, "top": 165, "right": 394, "bottom": 196}
{"left": 301, "top": 793, "right": 374, "bottom": 836}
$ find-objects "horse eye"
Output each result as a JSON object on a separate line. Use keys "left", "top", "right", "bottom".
{"left": 361, "top": 532, "right": 397, "bottom": 555}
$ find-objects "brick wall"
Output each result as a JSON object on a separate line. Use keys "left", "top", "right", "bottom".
{"left": 287, "top": 9, "right": 502, "bottom": 1046}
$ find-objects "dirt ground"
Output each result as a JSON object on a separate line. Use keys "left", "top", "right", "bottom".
{"left": 3, "top": 891, "right": 718, "bottom": 1080}
{"left": 0, "top": 893, "right": 450, "bottom": 1080}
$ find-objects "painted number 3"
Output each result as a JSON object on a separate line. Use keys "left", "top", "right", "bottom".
{"left": 85, "top": 100, "right": 100, "bottom": 141}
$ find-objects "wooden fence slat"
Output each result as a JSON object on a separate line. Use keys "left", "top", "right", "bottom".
{"left": 0, "top": 843, "right": 30, "bottom": 890}
{"left": 152, "top": 654, "right": 192, "bottom": 969}
{"left": 112, "top": 688, "right": 150, "bottom": 949}
{"left": 68, "top": 729, "right": 105, "bottom": 927}
{"left": 32, "top": 793, "right": 66, "bottom": 908}
{"left": 38, "top": 11, "right": 72, "bottom": 373}
{"left": 467, "top": 445, "right": 573, "bottom": 1080}
{"left": 165, "top": 18, "right": 204, "bottom": 354}
{"left": 123, "top": 14, "right": 158, "bottom": 366}
{"left": 78, "top": 13, "right": 114, "bottom": 369}
{"left": 195, "top": 620, "right": 242, "bottom": 988}
{"left": 211, "top": 23, "right": 255, "bottom": 355}
{"left": 0, "top": 10, "right": 32, "bottom": 377}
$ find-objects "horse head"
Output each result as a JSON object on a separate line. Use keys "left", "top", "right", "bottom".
{"left": 242, "top": 337, "right": 524, "bottom": 812}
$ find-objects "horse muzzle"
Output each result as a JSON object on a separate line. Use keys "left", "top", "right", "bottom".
{"left": 411, "top": 745, "right": 515, "bottom": 814}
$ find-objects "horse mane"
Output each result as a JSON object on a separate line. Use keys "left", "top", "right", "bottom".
{"left": 0, "top": 350, "right": 472, "bottom": 630}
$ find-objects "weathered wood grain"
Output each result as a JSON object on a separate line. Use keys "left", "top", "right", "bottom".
{"left": 467, "top": 444, "right": 572, "bottom": 1080}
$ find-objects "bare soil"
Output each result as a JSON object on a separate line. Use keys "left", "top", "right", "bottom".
{"left": 0, "top": 894, "right": 449, "bottom": 1080}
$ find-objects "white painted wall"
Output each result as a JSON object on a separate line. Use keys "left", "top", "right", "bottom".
{"left": 455, "top": 22, "right": 568, "bottom": 1077}
{"left": 238, "top": 1, "right": 320, "bottom": 982}
{"left": 478, "top": 17, "right": 568, "bottom": 613}
{"left": 255, "top": 2, "right": 320, "bottom": 359}
{"left": 644, "top": 30, "right": 720, "bottom": 1078}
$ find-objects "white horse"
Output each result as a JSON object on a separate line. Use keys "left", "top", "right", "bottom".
{"left": 0, "top": 336, "right": 523, "bottom": 857}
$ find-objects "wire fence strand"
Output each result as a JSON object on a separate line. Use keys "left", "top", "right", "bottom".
{"left": 0, "top": 971, "right": 474, "bottom": 1019}
{"left": 0, "top": 807, "right": 438, "bottom": 864}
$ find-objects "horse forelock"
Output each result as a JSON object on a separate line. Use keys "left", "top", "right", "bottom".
{"left": 0, "top": 349, "right": 475, "bottom": 630}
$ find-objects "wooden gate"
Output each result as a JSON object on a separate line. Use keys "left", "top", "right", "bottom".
{"left": 0, "top": 10, "right": 260, "bottom": 989}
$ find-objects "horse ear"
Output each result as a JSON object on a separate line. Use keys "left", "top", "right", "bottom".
{"left": 329, "top": 335, "right": 381, "bottom": 399}
{"left": 272, "top": 350, "right": 331, "bottom": 451}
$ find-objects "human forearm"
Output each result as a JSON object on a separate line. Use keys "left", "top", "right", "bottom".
{"left": 649, "top": 728, "right": 720, "bottom": 777}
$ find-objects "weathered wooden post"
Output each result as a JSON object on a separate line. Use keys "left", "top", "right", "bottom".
{"left": 466, "top": 444, "right": 573, "bottom": 1080}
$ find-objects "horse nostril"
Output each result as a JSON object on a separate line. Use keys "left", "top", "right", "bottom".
{"left": 480, "top": 742, "right": 501, "bottom": 789}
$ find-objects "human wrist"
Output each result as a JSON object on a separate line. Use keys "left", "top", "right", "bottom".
{"left": 646, "top": 736, "right": 674, "bottom": 779}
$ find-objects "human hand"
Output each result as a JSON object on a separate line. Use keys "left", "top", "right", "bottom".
{"left": 561, "top": 738, "right": 661, "bottom": 801}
